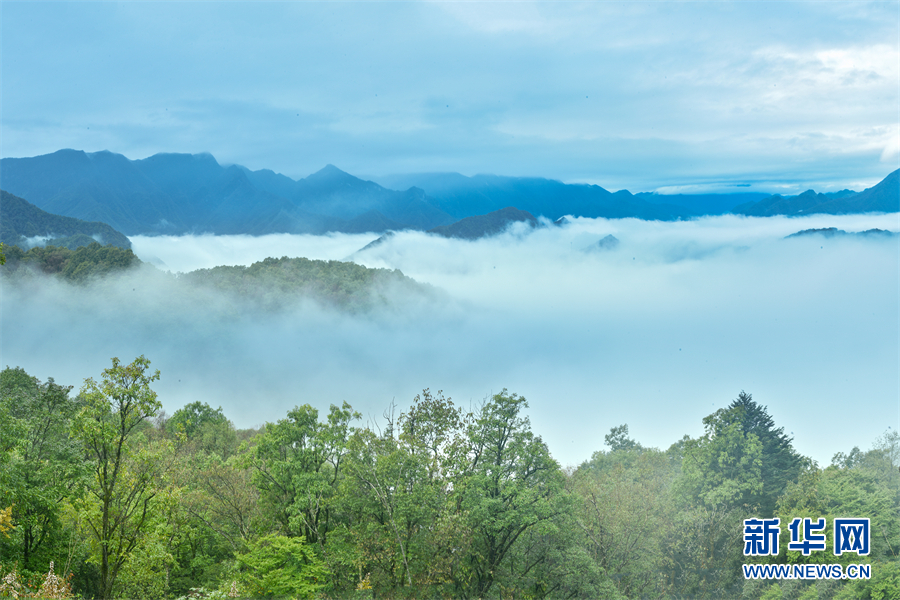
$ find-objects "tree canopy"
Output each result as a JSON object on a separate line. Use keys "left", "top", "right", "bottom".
{"left": 1, "top": 370, "right": 896, "bottom": 599}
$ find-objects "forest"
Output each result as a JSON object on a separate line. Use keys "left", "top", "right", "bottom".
{"left": 1, "top": 355, "right": 898, "bottom": 600}
{"left": 0, "top": 243, "right": 429, "bottom": 314}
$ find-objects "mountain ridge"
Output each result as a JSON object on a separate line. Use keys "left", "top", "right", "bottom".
{"left": 734, "top": 169, "right": 899, "bottom": 216}
{"left": 2, "top": 150, "right": 897, "bottom": 238}
{"left": 0, "top": 190, "right": 132, "bottom": 250}
{"left": 0, "top": 150, "right": 454, "bottom": 236}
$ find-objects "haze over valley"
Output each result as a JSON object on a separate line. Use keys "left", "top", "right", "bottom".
{"left": 3, "top": 180, "right": 897, "bottom": 468}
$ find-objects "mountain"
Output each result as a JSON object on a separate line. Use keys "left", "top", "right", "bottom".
{"left": 1, "top": 190, "right": 132, "bottom": 250}
{"left": 355, "top": 206, "right": 541, "bottom": 255}
{"left": 0, "top": 151, "right": 454, "bottom": 235}
{"left": 4, "top": 150, "right": 896, "bottom": 237}
{"left": 734, "top": 169, "right": 899, "bottom": 217}
{"left": 374, "top": 172, "right": 694, "bottom": 221}
{"left": 428, "top": 206, "right": 538, "bottom": 240}
{"left": 634, "top": 192, "right": 770, "bottom": 215}
{"left": 0, "top": 150, "right": 185, "bottom": 235}
{"left": 591, "top": 234, "right": 621, "bottom": 251}
{"left": 181, "top": 256, "right": 432, "bottom": 313}
{"left": 784, "top": 227, "right": 899, "bottom": 240}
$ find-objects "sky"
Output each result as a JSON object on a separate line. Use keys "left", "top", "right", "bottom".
{"left": 3, "top": 214, "right": 898, "bottom": 468}
{"left": 1, "top": 1, "right": 898, "bottom": 194}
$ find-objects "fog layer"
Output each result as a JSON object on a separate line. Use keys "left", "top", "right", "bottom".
{"left": 3, "top": 213, "right": 898, "bottom": 467}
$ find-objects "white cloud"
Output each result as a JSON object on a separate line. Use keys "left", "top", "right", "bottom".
{"left": 4, "top": 214, "right": 898, "bottom": 468}
{"left": 130, "top": 232, "right": 380, "bottom": 273}
{"left": 882, "top": 129, "right": 900, "bottom": 164}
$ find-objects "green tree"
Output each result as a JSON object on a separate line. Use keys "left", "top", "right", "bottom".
{"left": 249, "top": 402, "right": 358, "bottom": 549}
{"left": 668, "top": 394, "right": 789, "bottom": 597}
{"left": 168, "top": 401, "right": 238, "bottom": 458}
{"left": 678, "top": 392, "right": 801, "bottom": 516}
{"left": 604, "top": 424, "right": 643, "bottom": 453}
{"left": 0, "top": 367, "right": 85, "bottom": 571}
{"left": 168, "top": 401, "right": 228, "bottom": 440}
{"left": 726, "top": 392, "right": 804, "bottom": 516}
{"left": 776, "top": 432, "right": 900, "bottom": 568}
{"left": 573, "top": 445, "right": 676, "bottom": 598}
{"left": 456, "top": 390, "right": 567, "bottom": 599}
{"left": 234, "top": 534, "right": 327, "bottom": 599}
{"left": 337, "top": 391, "right": 471, "bottom": 596}
{"left": 71, "top": 355, "right": 164, "bottom": 600}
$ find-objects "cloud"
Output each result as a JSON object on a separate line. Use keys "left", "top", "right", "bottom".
{"left": 882, "top": 129, "right": 900, "bottom": 164}
{"left": 2, "top": 214, "right": 897, "bottom": 468}
{"left": 1, "top": 2, "right": 896, "bottom": 191}
{"left": 130, "top": 232, "right": 380, "bottom": 273}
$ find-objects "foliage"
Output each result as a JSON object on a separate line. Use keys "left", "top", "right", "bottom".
{"left": 0, "top": 367, "right": 85, "bottom": 572}
{"left": 457, "top": 389, "right": 568, "bottom": 598}
{"left": 337, "top": 391, "right": 471, "bottom": 596}
{"left": 71, "top": 356, "right": 164, "bottom": 600}
{"left": 572, "top": 447, "right": 675, "bottom": 598}
{"left": 0, "top": 508, "right": 12, "bottom": 538}
{"left": 233, "top": 534, "right": 326, "bottom": 599}
{"left": 168, "top": 402, "right": 230, "bottom": 441}
{"left": 249, "top": 402, "right": 359, "bottom": 546}
{"left": 0, "top": 242, "right": 140, "bottom": 282}
{"left": 677, "top": 392, "right": 802, "bottom": 516}
{"left": 2, "top": 365, "right": 898, "bottom": 599}
{"left": 180, "top": 256, "right": 429, "bottom": 312}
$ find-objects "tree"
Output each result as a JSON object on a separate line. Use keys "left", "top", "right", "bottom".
{"left": 234, "top": 534, "right": 327, "bottom": 599}
{"left": 250, "top": 402, "right": 358, "bottom": 547}
{"left": 679, "top": 391, "right": 801, "bottom": 516}
{"left": 456, "top": 390, "right": 567, "bottom": 598}
{"left": 0, "top": 506, "right": 12, "bottom": 538}
{"left": 572, "top": 447, "right": 675, "bottom": 598}
{"left": 71, "top": 355, "right": 164, "bottom": 600}
{"left": 777, "top": 431, "right": 900, "bottom": 567}
{"left": 168, "top": 401, "right": 237, "bottom": 458}
{"left": 338, "top": 391, "right": 471, "bottom": 596}
{"left": 604, "top": 424, "right": 643, "bottom": 453}
{"left": 168, "top": 401, "right": 228, "bottom": 440}
{"left": 0, "top": 367, "right": 85, "bottom": 571}
{"left": 724, "top": 392, "right": 803, "bottom": 516}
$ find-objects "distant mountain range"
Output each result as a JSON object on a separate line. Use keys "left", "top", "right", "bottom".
{"left": 0, "top": 150, "right": 897, "bottom": 238}
{"left": 785, "top": 227, "right": 899, "bottom": 240}
{"left": 373, "top": 172, "right": 695, "bottom": 221}
{"left": 0, "top": 150, "right": 454, "bottom": 236}
{"left": 355, "top": 206, "right": 539, "bottom": 254}
{"left": 379, "top": 171, "right": 899, "bottom": 219}
{"left": 1, "top": 190, "right": 132, "bottom": 250}
{"left": 734, "top": 170, "right": 899, "bottom": 216}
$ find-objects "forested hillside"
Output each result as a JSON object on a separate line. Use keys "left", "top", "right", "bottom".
{"left": 1, "top": 358, "right": 897, "bottom": 599}
{"left": 1, "top": 242, "right": 430, "bottom": 312}
{"left": 180, "top": 256, "right": 432, "bottom": 312}
{"left": 0, "top": 190, "right": 132, "bottom": 250}
{"left": 1, "top": 242, "right": 141, "bottom": 282}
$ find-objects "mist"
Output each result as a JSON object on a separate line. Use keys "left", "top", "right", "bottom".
{"left": 2, "top": 213, "right": 898, "bottom": 468}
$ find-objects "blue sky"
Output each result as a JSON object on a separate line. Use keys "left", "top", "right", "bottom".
{"left": 2, "top": 1, "right": 898, "bottom": 193}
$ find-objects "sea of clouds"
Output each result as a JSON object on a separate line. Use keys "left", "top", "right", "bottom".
{"left": 3, "top": 213, "right": 898, "bottom": 468}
